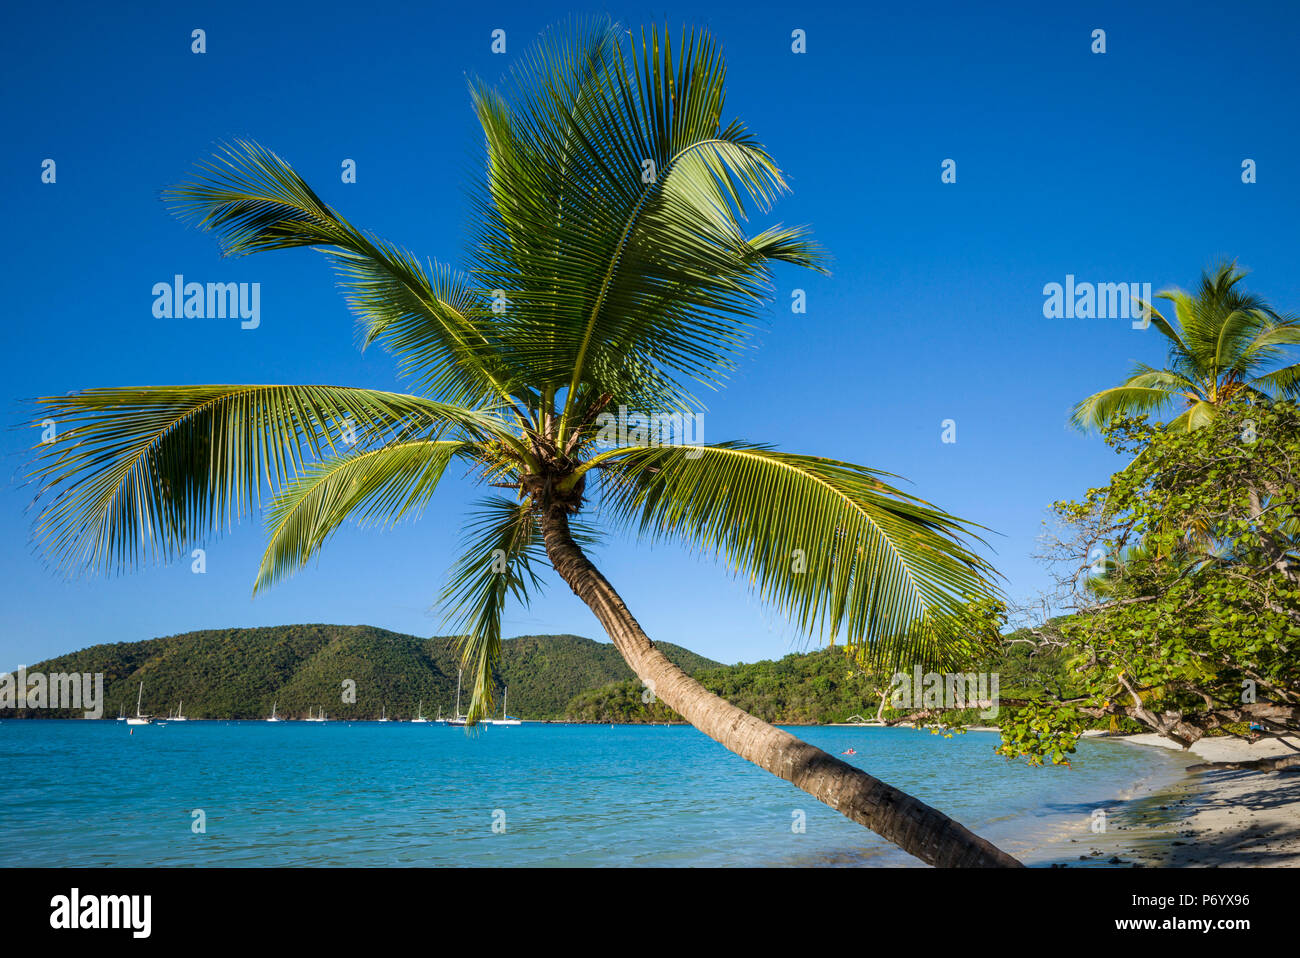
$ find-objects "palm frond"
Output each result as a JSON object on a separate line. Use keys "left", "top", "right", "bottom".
{"left": 465, "top": 22, "right": 825, "bottom": 433}
{"left": 1252, "top": 362, "right": 1300, "bottom": 400}
{"left": 1165, "top": 399, "right": 1219, "bottom": 432}
{"left": 437, "top": 497, "right": 549, "bottom": 725}
{"left": 1137, "top": 300, "right": 1187, "bottom": 353}
{"left": 1215, "top": 308, "right": 1278, "bottom": 375}
{"left": 1070, "top": 384, "right": 1184, "bottom": 431}
{"left": 256, "top": 440, "right": 473, "bottom": 591}
{"left": 164, "top": 140, "right": 511, "bottom": 406}
{"left": 591, "top": 442, "right": 999, "bottom": 670}
{"left": 28, "top": 384, "right": 506, "bottom": 574}
{"left": 438, "top": 496, "right": 604, "bottom": 724}
{"left": 1231, "top": 317, "right": 1300, "bottom": 381}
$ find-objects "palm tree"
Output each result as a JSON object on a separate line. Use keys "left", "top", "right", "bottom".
{"left": 28, "top": 21, "right": 1018, "bottom": 867}
{"left": 1072, "top": 262, "right": 1300, "bottom": 432}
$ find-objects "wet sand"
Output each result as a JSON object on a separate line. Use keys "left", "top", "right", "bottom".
{"left": 1034, "top": 734, "right": 1300, "bottom": 867}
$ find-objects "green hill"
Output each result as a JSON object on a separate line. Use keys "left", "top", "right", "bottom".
{"left": 566, "top": 646, "right": 881, "bottom": 724}
{"left": 3, "top": 625, "right": 719, "bottom": 721}
{"left": 564, "top": 638, "right": 1088, "bottom": 726}
{"left": 498, "top": 633, "right": 716, "bottom": 717}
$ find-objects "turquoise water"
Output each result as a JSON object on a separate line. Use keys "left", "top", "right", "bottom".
{"left": 0, "top": 721, "right": 1186, "bottom": 866}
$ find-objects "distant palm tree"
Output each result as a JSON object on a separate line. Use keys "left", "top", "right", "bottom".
{"left": 1072, "top": 262, "right": 1300, "bottom": 432}
{"left": 28, "top": 21, "right": 1016, "bottom": 866}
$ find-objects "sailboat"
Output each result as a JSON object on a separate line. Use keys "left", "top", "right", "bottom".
{"left": 266, "top": 702, "right": 282, "bottom": 723}
{"left": 491, "top": 686, "right": 521, "bottom": 726}
{"left": 411, "top": 700, "right": 429, "bottom": 724}
{"left": 172, "top": 700, "right": 188, "bottom": 722}
{"left": 125, "top": 682, "right": 153, "bottom": 725}
{"left": 306, "top": 706, "right": 326, "bottom": 723}
{"left": 446, "top": 670, "right": 468, "bottom": 726}
{"left": 378, "top": 705, "right": 390, "bottom": 723}
{"left": 116, "top": 704, "right": 126, "bottom": 721}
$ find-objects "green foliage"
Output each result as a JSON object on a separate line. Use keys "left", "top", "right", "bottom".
{"left": 565, "top": 628, "right": 1059, "bottom": 727}
{"left": 995, "top": 701, "right": 1086, "bottom": 767}
{"left": 1001, "top": 400, "right": 1300, "bottom": 763}
{"left": 692, "top": 648, "right": 881, "bottom": 724}
{"left": 566, "top": 680, "right": 685, "bottom": 723}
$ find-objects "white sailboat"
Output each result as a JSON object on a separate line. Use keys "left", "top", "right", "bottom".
{"left": 172, "top": 700, "right": 188, "bottom": 722}
{"left": 116, "top": 704, "right": 126, "bottom": 721}
{"left": 125, "top": 682, "right": 152, "bottom": 725}
{"left": 378, "top": 705, "right": 390, "bottom": 723}
{"left": 306, "top": 706, "right": 326, "bottom": 722}
{"left": 446, "top": 670, "right": 468, "bottom": 726}
{"left": 492, "top": 686, "right": 521, "bottom": 726}
{"left": 266, "top": 701, "right": 282, "bottom": 722}
{"left": 411, "top": 700, "right": 429, "bottom": 724}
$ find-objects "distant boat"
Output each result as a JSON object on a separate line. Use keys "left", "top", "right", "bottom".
{"left": 116, "top": 704, "right": 126, "bottom": 722}
{"left": 306, "top": 706, "right": 326, "bottom": 723}
{"left": 378, "top": 705, "right": 390, "bottom": 723}
{"left": 266, "top": 702, "right": 282, "bottom": 723}
{"left": 446, "top": 670, "right": 468, "bottom": 726}
{"left": 486, "top": 686, "right": 521, "bottom": 726}
{"left": 125, "top": 682, "right": 153, "bottom": 725}
{"left": 172, "top": 700, "right": 188, "bottom": 722}
{"left": 411, "top": 700, "right": 429, "bottom": 724}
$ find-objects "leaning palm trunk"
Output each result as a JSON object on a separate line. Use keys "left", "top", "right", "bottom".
{"left": 541, "top": 506, "right": 1022, "bottom": 868}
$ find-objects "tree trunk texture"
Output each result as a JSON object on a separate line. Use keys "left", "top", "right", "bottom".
{"left": 540, "top": 506, "right": 1023, "bottom": 868}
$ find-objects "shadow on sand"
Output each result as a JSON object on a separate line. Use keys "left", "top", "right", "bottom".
{"left": 1039, "top": 767, "right": 1300, "bottom": 867}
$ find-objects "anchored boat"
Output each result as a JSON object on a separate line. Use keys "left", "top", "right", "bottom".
{"left": 125, "top": 682, "right": 153, "bottom": 725}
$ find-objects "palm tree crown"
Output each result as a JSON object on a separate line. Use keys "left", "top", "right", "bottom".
{"left": 1072, "top": 262, "right": 1300, "bottom": 432}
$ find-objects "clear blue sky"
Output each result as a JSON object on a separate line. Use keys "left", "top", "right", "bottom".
{"left": 3, "top": 0, "right": 1297, "bottom": 668}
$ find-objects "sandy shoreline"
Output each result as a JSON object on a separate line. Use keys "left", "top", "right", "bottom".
{"left": 1035, "top": 733, "right": 1300, "bottom": 867}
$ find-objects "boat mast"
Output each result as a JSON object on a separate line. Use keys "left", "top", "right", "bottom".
{"left": 456, "top": 669, "right": 462, "bottom": 719}
{"left": 136, "top": 681, "right": 143, "bottom": 718}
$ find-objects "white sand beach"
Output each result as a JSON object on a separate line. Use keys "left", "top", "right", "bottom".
{"left": 1050, "top": 734, "right": 1300, "bottom": 867}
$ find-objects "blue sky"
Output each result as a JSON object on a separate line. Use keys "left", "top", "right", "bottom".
{"left": 3, "top": 0, "right": 1298, "bottom": 668}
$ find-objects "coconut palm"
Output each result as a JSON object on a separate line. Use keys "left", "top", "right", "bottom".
{"left": 1072, "top": 262, "right": 1300, "bottom": 432}
{"left": 28, "top": 21, "right": 1018, "bottom": 866}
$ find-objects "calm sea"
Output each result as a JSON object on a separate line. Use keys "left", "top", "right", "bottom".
{"left": 0, "top": 721, "right": 1189, "bottom": 867}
